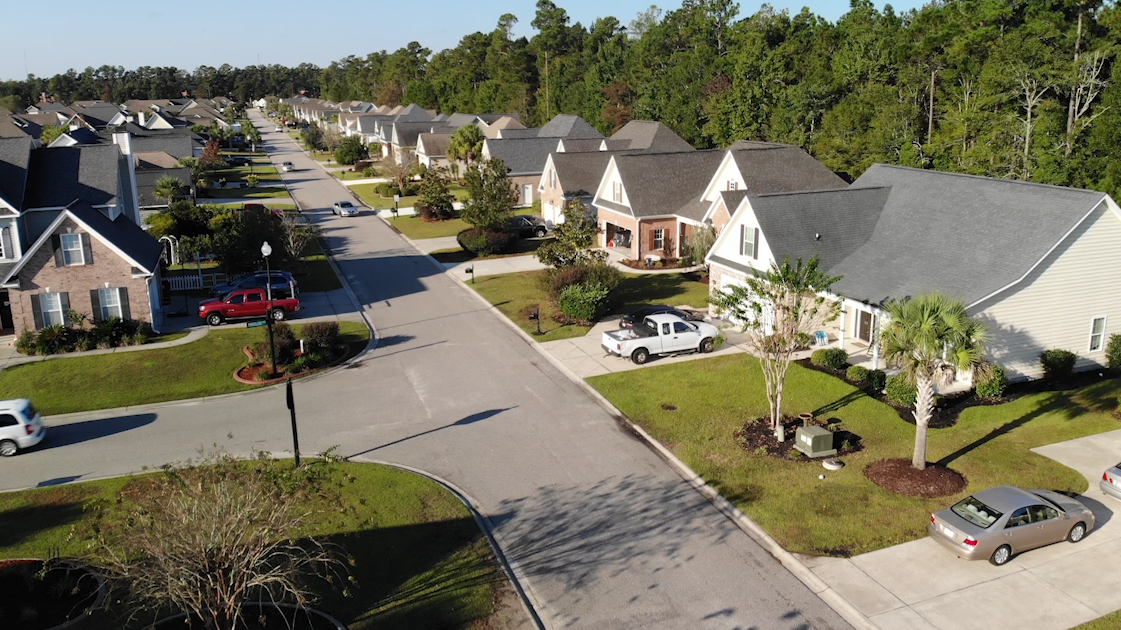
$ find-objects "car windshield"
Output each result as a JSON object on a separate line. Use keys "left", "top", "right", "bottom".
{"left": 1030, "top": 492, "right": 1062, "bottom": 511}
{"left": 339, "top": 202, "right": 352, "bottom": 207}
{"left": 951, "top": 496, "right": 1003, "bottom": 528}
{"left": 22, "top": 401, "right": 38, "bottom": 419}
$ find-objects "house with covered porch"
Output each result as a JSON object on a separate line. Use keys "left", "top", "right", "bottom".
{"left": 706, "top": 164, "right": 1121, "bottom": 381}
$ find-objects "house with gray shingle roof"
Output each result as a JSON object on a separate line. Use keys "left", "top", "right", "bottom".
{"left": 707, "top": 164, "right": 1121, "bottom": 380}
{"left": 0, "top": 133, "right": 166, "bottom": 334}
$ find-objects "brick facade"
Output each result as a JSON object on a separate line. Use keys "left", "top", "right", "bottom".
{"left": 640, "top": 217, "right": 679, "bottom": 258}
{"left": 598, "top": 209, "right": 638, "bottom": 258}
{"left": 9, "top": 218, "right": 152, "bottom": 331}
{"left": 711, "top": 199, "right": 732, "bottom": 233}
{"left": 509, "top": 175, "right": 538, "bottom": 207}
{"left": 707, "top": 264, "right": 745, "bottom": 316}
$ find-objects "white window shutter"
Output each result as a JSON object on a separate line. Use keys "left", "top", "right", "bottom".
{"left": 0, "top": 227, "right": 11, "bottom": 260}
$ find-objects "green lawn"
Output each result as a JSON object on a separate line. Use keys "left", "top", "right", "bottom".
{"left": 382, "top": 205, "right": 528, "bottom": 240}
{"left": 333, "top": 170, "right": 374, "bottom": 181}
{"left": 207, "top": 202, "right": 297, "bottom": 210}
{"left": 430, "top": 237, "right": 554, "bottom": 264}
{"left": 0, "top": 321, "right": 369, "bottom": 415}
{"left": 210, "top": 164, "right": 281, "bottom": 184}
{"left": 468, "top": 269, "right": 711, "bottom": 342}
{"left": 350, "top": 184, "right": 470, "bottom": 214}
{"left": 0, "top": 461, "right": 507, "bottom": 630}
{"left": 309, "top": 150, "right": 335, "bottom": 162}
{"left": 200, "top": 187, "right": 292, "bottom": 200}
{"left": 1073, "top": 610, "right": 1121, "bottom": 630}
{"left": 587, "top": 355, "right": 1121, "bottom": 557}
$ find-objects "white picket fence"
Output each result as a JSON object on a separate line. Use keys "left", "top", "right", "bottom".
{"left": 166, "top": 272, "right": 228, "bottom": 291}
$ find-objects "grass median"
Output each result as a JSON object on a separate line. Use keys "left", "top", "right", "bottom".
{"left": 0, "top": 321, "right": 369, "bottom": 415}
{"left": 0, "top": 460, "right": 511, "bottom": 630}
{"left": 587, "top": 354, "right": 1121, "bottom": 557}
{"left": 350, "top": 184, "right": 470, "bottom": 216}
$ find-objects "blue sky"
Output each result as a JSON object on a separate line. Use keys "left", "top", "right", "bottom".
{"left": 0, "top": 0, "right": 923, "bottom": 82}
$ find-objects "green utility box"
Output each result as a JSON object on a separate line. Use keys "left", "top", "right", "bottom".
{"left": 794, "top": 426, "right": 837, "bottom": 458}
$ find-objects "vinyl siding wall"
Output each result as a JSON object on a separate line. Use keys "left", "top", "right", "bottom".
{"left": 972, "top": 201, "right": 1121, "bottom": 380}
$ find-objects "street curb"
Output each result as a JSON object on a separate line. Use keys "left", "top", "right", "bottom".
{"left": 437, "top": 258, "right": 877, "bottom": 630}
{"left": 349, "top": 457, "right": 550, "bottom": 630}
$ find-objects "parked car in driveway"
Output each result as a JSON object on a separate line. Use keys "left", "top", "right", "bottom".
{"left": 199, "top": 287, "right": 301, "bottom": 326}
{"left": 619, "top": 305, "right": 705, "bottom": 329}
{"left": 225, "top": 156, "right": 251, "bottom": 166}
{"left": 1103, "top": 463, "right": 1121, "bottom": 502}
{"left": 928, "top": 486, "right": 1094, "bottom": 566}
{"left": 602, "top": 313, "right": 720, "bottom": 364}
{"left": 504, "top": 215, "right": 548, "bottom": 238}
{"left": 0, "top": 399, "right": 45, "bottom": 457}
{"left": 210, "top": 271, "right": 297, "bottom": 298}
{"left": 332, "top": 200, "right": 360, "bottom": 216}
{"left": 281, "top": 162, "right": 295, "bottom": 172}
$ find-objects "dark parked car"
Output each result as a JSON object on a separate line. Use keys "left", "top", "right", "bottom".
{"left": 619, "top": 305, "right": 705, "bottom": 329}
{"left": 210, "top": 271, "right": 297, "bottom": 298}
{"left": 225, "top": 156, "right": 251, "bottom": 167}
{"left": 504, "top": 215, "right": 549, "bottom": 238}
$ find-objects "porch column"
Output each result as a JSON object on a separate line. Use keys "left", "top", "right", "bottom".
{"left": 871, "top": 309, "right": 880, "bottom": 369}
{"left": 837, "top": 303, "right": 846, "bottom": 349}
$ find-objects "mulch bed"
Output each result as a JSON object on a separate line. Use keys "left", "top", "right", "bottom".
{"left": 734, "top": 415, "right": 863, "bottom": 460}
{"left": 0, "top": 559, "right": 102, "bottom": 630}
{"left": 864, "top": 458, "right": 968, "bottom": 498}
{"left": 619, "top": 257, "right": 692, "bottom": 270}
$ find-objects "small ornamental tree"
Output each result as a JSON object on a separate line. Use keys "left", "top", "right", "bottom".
{"left": 39, "top": 124, "right": 67, "bottom": 145}
{"left": 446, "top": 124, "right": 485, "bottom": 168}
{"left": 415, "top": 166, "right": 456, "bottom": 220}
{"left": 460, "top": 157, "right": 518, "bottom": 231}
{"left": 153, "top": 175, "right": 185, "bottom": 206}
{"left": 199, "top": 141, "right": 224, "bottom": 168}
{"left": 535, "top": 203, "right": 605, "bottom": 268}
{"left": 711, "top": 255, "right": 842, "bottom": 441}
{"left": 334, "top": 136, "right": 368, "bottom": 165}
{"left": 385, "top": 151, "right": 416, "bottom": 195}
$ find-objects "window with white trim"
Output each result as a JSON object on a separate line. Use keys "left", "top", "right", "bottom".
{"left": 727, "top": 180, "right": 738, "bottom": 191}
{"left": 1089, "top": 317, "right": 1107, "bottom": 351}
{"left": 61, "top": 233, "right": 83, "bottom": 266}
{"left": 653, "top": 228, "right": 665, "bottom": 250}
{"left": 612, "top": 181, "right": 622, "bottom": 203}
{"left": 40, "top": 292, "right": 65, "bottom": 326}
{"left": 98, "top": 288, "right": 123, "bottom": 320}
{"left": 549, "top": 169, "right": 556, "bottom": 188}
{"left": 742, "top": 225, "right": 757, "bottom": 259}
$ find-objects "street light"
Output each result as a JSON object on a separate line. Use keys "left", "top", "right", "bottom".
{"left": 261, "top": 241, "right": 277, "bottom": 377}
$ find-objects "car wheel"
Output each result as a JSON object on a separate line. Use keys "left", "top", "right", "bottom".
{"left": 0, "top": 439, "right": 17, "bottom": 457}
{"left": 700, "top": 337, "right": 715, "bottom": 353}
{"left": 534, "top": 227, "right": 547, "bottom": 238}
{"left": 1067, "top": 522, "right": 1087, "bottom": 543}
{"left": 631, "top": 348, "right": 650, "bottom": 365}
{"left": 271, "top": 307, "right": 286, "bottom": 321}
{"left": 206, "top": 313, "right": 224, "bottom": 326}
{"left": 989, "top": 544, "right": 1012, "bottom": 566}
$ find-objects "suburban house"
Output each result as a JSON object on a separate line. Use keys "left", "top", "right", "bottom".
{"left": 706, "top": 164, "right": 1121, "bottom": 381}
{"left": 482, "top": 114, "right": 605, "bottom": 207}
{"left": 538, "top": 151, "right": 612, "bottom": 226}
{"left": 0, "top": 134, "right": 165, "bottom": 335}
{"left": 416, "top": 133, "right": 451, "bottom": 169}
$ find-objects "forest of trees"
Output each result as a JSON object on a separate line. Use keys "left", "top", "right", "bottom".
{"left": 5, "top": 0, "right": 1121, "bottom": 197}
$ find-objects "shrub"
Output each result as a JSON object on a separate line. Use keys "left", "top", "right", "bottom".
{"left": 810, "top": 347, "right": 849, "bottom": 370}
{"left": 975, "top": 363, "right": 1008, "bottom": 399}
{"left": 1107, "top": 334, "right": 1121, "bottom": 370}
{"left": 302, "top": 321, "right": 340, "bottom": 355}
{"left": 1040, "top": 348, "right": 1077, "bottom": 381}
{"left": 35, "top": 324, "right": 70, "bottom": 355}
{"left": 75, "top": 336, "right": 94, "bottom": 352}
{"left": 15, "top": 329, "right": 35, "bottom": 355}
{"left": 846, "top": 365, "right": 869, "bottom": 383}
{"left": 255, "top": 368, "right": 276, "bottom": 382}
{"left": 544, "top": 265, "right": 589, "bottom": 299}
{"left": 456, "top": 227, "right": 515, "bottom": 256}
{"left": 885, "top": 374, "right": 917, "bottom": 407}
{"left": 868, "top": 369, "right": 887, "bottom": 391}
{"left": 93, "top": 317, "right": 128, "bottom": 347}
{"left": 582, "top": 262, "right": 623, "bottom": 295}
{"left": 285, "top": 356, "right": 310, "bottom": 375}
{"left": 374, "top": 182, "right": 400, "bottom": 197}
{"left": 558, "top": 282, "right": 610, "bottom": 321}
{"left": 255, "top": 324, "right": 297, "bottom": 366}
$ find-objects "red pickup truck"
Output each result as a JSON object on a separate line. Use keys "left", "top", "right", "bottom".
{"left": 198, "top": 287, "right": 301, "bottom": 326}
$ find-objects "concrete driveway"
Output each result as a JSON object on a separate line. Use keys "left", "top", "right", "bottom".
{"left": 810, "top": 428, "right": 1121, "bottom": 630}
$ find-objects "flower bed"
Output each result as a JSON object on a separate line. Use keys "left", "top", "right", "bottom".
{"left": 0, "top": 559, "right": 105, "bottom": 630}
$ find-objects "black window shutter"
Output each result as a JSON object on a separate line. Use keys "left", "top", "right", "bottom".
{"left": 752, "top": 227, "right": 759, "bottom": 259}
{"left": 739, "top": 225, "right": 745, "bottom": 256}
{"left": 90, "top": 289, "right": 102, "bottom": 322}
{"left": 59, "top": 292, "right": 70, "bottom": 316}
{"left": 119, "top": 287, "right": 131, "bottom": 321}
{"left": 80, "top": 233, "right": 93, "bottom": 265}
{"left": 31, "top": 294, "right": 43, "bottom": 329}
{"left": 51, "top": 235, "right": 63, "bottom": 267}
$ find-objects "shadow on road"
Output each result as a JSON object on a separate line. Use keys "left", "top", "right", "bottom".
{"left": 38, "top": 413, "right": 157, "bottom": 450}
{"left": 347, "top": 408, "right": 514, "bottom": 458}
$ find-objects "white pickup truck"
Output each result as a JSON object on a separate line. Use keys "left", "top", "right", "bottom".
{"left": 601, "top": 313, "right": 721, "bottom": 364}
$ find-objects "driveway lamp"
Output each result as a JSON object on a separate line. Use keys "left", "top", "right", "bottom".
{"left": 261, "top": 241, "right": 277, "bottom": 377}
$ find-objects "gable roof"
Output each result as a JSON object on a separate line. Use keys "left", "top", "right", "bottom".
{"left": 128, "top": 134, "right": 195, "bottom": 160}
{"left": 0, "top": 136, "right": 32, "bottom": 211}
{"left": 23, "top": 145, "right": 121, "bottom": 209}
{"left": 134, "top": 151, "right": 181, "bottom": 169}
{"left": 828, "top": 165, "right": 1109, "bottom": 306}
{"left": 478, "top": 113, "right": 521, "bottom": 124}
{"left": 727, "top": 142, "right": 847, "bottom": 194}
{"left": 549, "top": 151, "right": 614, "bottom": 199}
{"left": 610, "top": 121, "right": 694, "bottom": 153}
{"left": 496, "top": 127, "right": 540, "bottom": 139}
{"left": 606, "top": 150, "right": 725, "bottom": 218}
{"left": 50, "top": 127, "right": 102, "bottom": 147}
{"left": 557, "top": 138, "right": 604, "bottom": 153}
{"left": 538, "top": 114, "right": 602, "bottom": 139}
{"left": 484, "top": 137, "right": 560, "bottom": 175}
{"left": 78, "top": 104, "right": 126, "bottom": 128}
{"left": 417, "top": 133, "right": 451, "bottom": 157}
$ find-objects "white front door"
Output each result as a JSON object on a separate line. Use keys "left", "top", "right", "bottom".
{"left": 523, "top": 184, "right": 533, "bottom": 206}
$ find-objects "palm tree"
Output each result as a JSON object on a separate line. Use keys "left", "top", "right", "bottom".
{"left": 880, "top": 293, "right": 988, "bottom": 470}
{"left": 446, "top": 124, "right": 484, "bottom": 174}
{"left": 153, "top": 175, "right": 184, "bottom": 206}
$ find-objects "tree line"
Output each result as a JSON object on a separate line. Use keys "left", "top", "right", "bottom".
{"left": 5, "top": 0, "right": 1121, "bottom": 196}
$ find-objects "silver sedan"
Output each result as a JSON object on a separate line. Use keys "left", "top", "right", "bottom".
{"left": 1103, "top": 463, "right": 1121, "bottom": 503}
{"left": 332, "top": 201, "right": 360, "bottom": 217}
{"left": 928, "top": 485, "right": 1094, "bottom": 566}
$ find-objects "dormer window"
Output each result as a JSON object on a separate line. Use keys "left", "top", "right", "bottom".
{"left": 612, "top": 181, "right": 623, "bottom": 203}
{"left": 60, "top": 233, "right": 85, "bottom": 266}
{"left": 727, "top": 180, "right": 738, "bottom": 191}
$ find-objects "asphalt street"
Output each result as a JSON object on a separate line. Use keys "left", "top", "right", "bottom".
{"left": 1, "top": 111, "right": 853, "bottom": 630}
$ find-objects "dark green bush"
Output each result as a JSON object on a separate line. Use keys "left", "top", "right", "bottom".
{"left": 558, "top": 283, "right": 610, "bottom": 321}
{"left": 582, "top": 263, "right": 623, "bottom": 295}
{"left": 885, "top": 374, "right": 917, "bottom": 407}
{"left": 1040, "top": 348, "right": 1077, "bottom": 381}
{"left": 543, "top": 262, "right": 622, "bottom": 300}
{"left": 975, "top": 363, "right": 1008, "bottom": 399}
{"left": 1106, "top": 334, "right": 1121, "bottom": 370}
{"left": 810, "top": 347, "right": 849, "bottom": 370}
{"left": 869, "top": 369, "right": 887, "bottom": 391}
{"left": 457, "top": 228, "right": 515, "bottom": 256}
{"left": 302, "top": 321, "right": 340, "bottom": 355}
{"left": 846, "top": 365, "right": 869, "bottom": 383}
{"left": 15, "top": 329, "right": 35, "bottom": 355}
{"left": 374, "top": 182, "right": 400, "bottom": 197}
{"left": 255, "top": 322, "right": 297, "bottom": 366}
{"left": 35, "top": 324, "right": 70, "bottom": 355}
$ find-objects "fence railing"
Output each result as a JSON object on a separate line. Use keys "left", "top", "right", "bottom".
{"left": 166, "top": 272, "right": 228, "bottom": 291}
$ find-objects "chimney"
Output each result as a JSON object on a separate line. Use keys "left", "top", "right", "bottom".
{"left": 39, "top": 92, "right": 47, "bottom": 103}
{"left": 112, "top": 132, "right": 142, "bottom": 225}
{"left": 181, "top": 90, "right": 190, "bottom": 98}
{"left": 137, "top": 111, "right": 146, "bottom": 126}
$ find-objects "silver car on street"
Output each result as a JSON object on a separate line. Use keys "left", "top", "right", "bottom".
{"left": 1103, "top": 463, "right": 1121, "bottom": 503}
{"left": 928, "top": 485, "right": 1094, "bottom": 566}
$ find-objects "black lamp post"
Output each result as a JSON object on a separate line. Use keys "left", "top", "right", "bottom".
{"left": 262, "top": 241, "right": 277, "bottom": 376}
{"left": 393, "top": 194, "right": 400, "bottom": 218}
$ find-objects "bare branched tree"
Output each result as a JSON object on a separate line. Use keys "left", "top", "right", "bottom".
{"left": 92, "top": 453, "right": 348, "bottom": 630}
{"left": 282, "top": 215, "right": 318, "bottom": 261}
